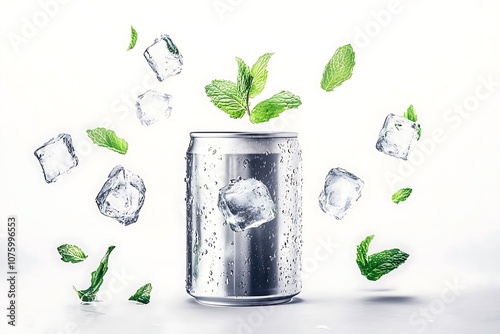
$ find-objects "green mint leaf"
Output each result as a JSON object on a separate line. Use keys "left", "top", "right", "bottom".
{"left": 57, "top": 244, "right": 88, "bottom": 263}
{"left": 356, "top": 235, "right": 373, "bottom": 270}
{"left": 129, "top": 283, "right": 153, "bottom": 304}
{"left": 74, "top": 246, "right": 115, "bottom": 302}
{"left": 235, "top": 57, "right": 252, "bottom": 109}
{"left": 356, "top": 235, "right": 409, "bottom": 281}
{"left": 404, "top": 105, "right": 418, "bottom": 122}
{"left": 392, "top": 188, "right": 413, "bottom": 204}
{"left": 403, "top": 105, "right": 421, "bottom": 140}
{"left": 249, "top": 53, "right": 274, "bottom": 98}
{"left": 86, "top": 128, "right": 128, "bottom": 155}
{"left": 205, "top": 80, "right": 247, "bottom": 119}
{"left": 127, "top": 25, "right": 138, "bottom": 51}
{"left": 249, "top": 91, "right": 302, "bottom": 124}
{"left": 364, "top": 249, "right": 410, "bottom": 281}
{"left": 321, "top": 44, "right": 355, "bottom": 92}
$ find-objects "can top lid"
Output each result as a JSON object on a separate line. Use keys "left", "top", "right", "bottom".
{"left": 190, "top": 132, "right": 298, "bottom": 138}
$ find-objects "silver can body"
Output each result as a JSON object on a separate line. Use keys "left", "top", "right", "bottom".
{"left": 185, "top": 132, "right": 302, "bottom": 306}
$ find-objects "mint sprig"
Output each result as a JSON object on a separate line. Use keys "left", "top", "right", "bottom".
{"left": 129, "top": 283, "right": 153, "bottom": 304}
{"left": 205, "top": 53, "right": 301, "bottom": 123}
{"left": 127, "top": 25, "right": 138, "bottom": 51}
{"left": 356, "top": 235, "right": 409, "bottom": 281}
{"left": 57, "top": 244, "right": 88, "bottom": 264}
{"left": 321, "top": 44, "right": 356, "bottom": 92}
{"left": 86, "top": 128, "right": 128, "bottom": 155}
{"left": 392, "top": 188, "right": 413, "bottom": 204}
{"left": 403, "top": 105, "right": 421, "bottom": 139}
{"left": 74, "top": 246, "right": 115, "bottom": 302}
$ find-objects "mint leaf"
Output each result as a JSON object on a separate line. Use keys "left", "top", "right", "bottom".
{"left": 363, "top": 249, "right": 410, "bottom": 281}
{"left": 235, "top": 57, "right": 252, "bottom": 112}
{"left": 404, "top": 105, "right": 417, "bottom": 122}
{"left": 74, "top": 246, "right": 115, "bottom": 302}
{"left": 129, "top": 283, "right": 152, "bottom": 304}
{"left": 236, "top": 57, "right": 252, "bottom": 99}
{"left": 356, "top": 235, "right": 373, "bottom": 269}
{"left": 356, "top": 235, "right": 409, "bottom": 281}
{"left": 205, "top": 80, "right": 247, "bottom": 119}
{"left": 127, "top": 25, "right": 138, "bottom": 51}
{"left": 249, "top": 53, "right": 273, "bottom": 98}
{"left": 392, "top": 188, "right": 413, "bottom": 204}
{"left": 403, "top": 105, "right": 421, "bottom": 140}
{"left": 249, "top": 91, "right": 302, "bottom": 124}
{"left": 86, "top": 128, "right": 128, "bottom": 155}
{"left": 321, "top": 44, "right": 355, "bottom": 92}
{"left": 57, "top": 244, "right": 87, "bottom": 264}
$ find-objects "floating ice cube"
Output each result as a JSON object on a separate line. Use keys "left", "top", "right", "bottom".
{"left": 136, "top": 90, "right": 173, "bottom": 126}
{"left": 95, "top": 165, "right": 146, "bottom": 226}
{"left": 218, "top": 177, "right": 276, "bottom": 232}
{"left": 34, "top": 133, "right": 79, "bottom": 183}
{"left": 144, "top": 34, "right": 183, "bottom": 82}
{"left": 319, "top": 167, "right": 364, "bottom": 220}
{"left": 376, "top": 114, "right": 419, "bottom": 160}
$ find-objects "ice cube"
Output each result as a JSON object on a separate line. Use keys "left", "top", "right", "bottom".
{"left": 34, "top": 133, "right": 79, "bottom": 183}
{"left": 376, "top": 114, "right": 419, "bottom": 160}
{"left": 318, "top": 167, "right": 364, "bottom": 220}
{"left": 95, "top": 165, "right": 146, "bottom": 226}
{"left": 218, "top": 177, "right": 276, "bottom": 232}
{"left": 136, "top": 90, "right": 173, "bottom": 126}
{"left": 143, "top": 34, "right": 183, "bottom": 82}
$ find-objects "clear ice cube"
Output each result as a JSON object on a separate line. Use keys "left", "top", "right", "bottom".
{"left": 376, "top": 113, "right": 419, "bottom": 160}
{"left": 136, "top": 90, "right": 173, "bottom": 126}
{"left": 318, "top": 167, "right": 364, "bottom": 220}
{"left": 218, "top": 177, "right": 276, "bottom": 232}
{"left": 95, "top": 165, "right": 146, "bottom": 226}
{"left": 143, "top": 34, "right": 183, "bottom": 82}
{"left": 34, "top": 133, "right": 79, "bottom": 183}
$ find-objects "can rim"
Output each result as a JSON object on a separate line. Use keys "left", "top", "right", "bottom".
{"left": 190, "top": 132, "right": 298, "bottom": 138}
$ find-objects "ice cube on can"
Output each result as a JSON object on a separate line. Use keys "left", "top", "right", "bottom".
{"left": 218, "top": 177, "right": 276, "bottom": 232}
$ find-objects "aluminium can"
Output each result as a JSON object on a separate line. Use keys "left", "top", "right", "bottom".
{"left": 185, "top": 132, "right": 303, "bottom": 306}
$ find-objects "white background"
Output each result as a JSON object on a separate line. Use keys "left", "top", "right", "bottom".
{"left": 1, "top": 0, "right": 500, "bottom": 333}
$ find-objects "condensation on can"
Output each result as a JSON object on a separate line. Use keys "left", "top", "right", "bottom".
{"left": 185, "top": 132, "right": 303, "bottom": 306}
